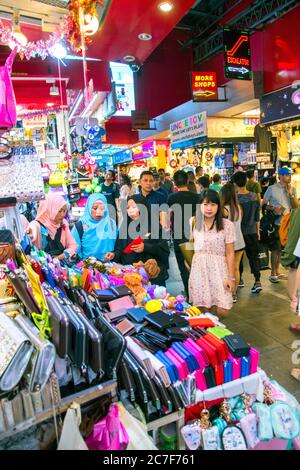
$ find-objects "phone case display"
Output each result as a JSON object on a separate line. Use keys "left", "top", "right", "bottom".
{"left": 0, "top": 144, "right": 44, "bottom": 202}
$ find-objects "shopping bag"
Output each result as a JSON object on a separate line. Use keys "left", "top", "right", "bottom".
{"left": 117, "top": 402, "right": 157, "bottom": 450}
{"left": 258, "top": 243, "right": 270, "bottom": 270}
{"left": 57, "top": 403, "right": 88, "bottom": 450}
{"left": 85, "top": 403, "right": 129, "bottom": 450}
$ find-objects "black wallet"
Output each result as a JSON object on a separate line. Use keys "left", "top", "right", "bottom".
{"left": 144, "top": 311, "right": 174, "bottom": 331}
{"left": 223, "top": 334, "right": 250, "bottom": 358}
{"left": 111, "top": 285, "right": 133, "bottom": 298}
{"left": 204, "top": 366, "right": 217, "bottom": 388}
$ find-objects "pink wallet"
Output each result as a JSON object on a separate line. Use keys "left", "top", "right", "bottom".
{"left": 229, "top": 354, "right": 241, "bottom": 380}
{"left": 249, "top": 347, "right": 259, "bottom": 374}
{"left": 184, "top": 339, "right": 209, "bottom": 369}
{"left": 165, "top": 350, "right": 187, "bottom": 381}
{"left": 195, "top": 369, "right": 208, "bottom": 391}
{"left": 108, "top": 295, "right": 135, "bottom": 312}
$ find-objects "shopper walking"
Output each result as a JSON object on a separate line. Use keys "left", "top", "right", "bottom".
{"left": 28, "top": 193, "right": 78, "bottom": 260}
{"left": 232, "top": 171, "right": 262, "bottom": 294}
{"left": 72, "top": 193, "right": 117, "bottom": 261}
{"left": 220, "top": 182, "right": 245, "bottom": 302}
{"left": 168, "top": 170, "right": 199, "bottom": 297}
{"left": 189, "top": 189, "right": 235, "bottom": 318}
{"left": 246, "top": 170, "right": 262, "bottom": 204}
{"left": 197, "top": 175, "right": 210, "bottom": 193}
{"left": 158, "top": 168, "right": 174, "bottom": 195}
{"left": 263, "top": 167, "right": 298, "bottom": 283}
{"left": 210, "top": 174, "right": 223, "bottom": 193}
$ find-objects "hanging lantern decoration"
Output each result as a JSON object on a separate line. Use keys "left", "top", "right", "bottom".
{"left": 68, "top": 0, "right": 103, "bottom": 53}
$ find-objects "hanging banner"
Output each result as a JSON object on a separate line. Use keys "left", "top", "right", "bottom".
{"left": 191, "top": 72, "right": 218, "bottom": 101}
{"left": 223, "top": 26, "right": 252, "bottom": 81}
{"left": 170, "top": 112, "right": 207, "bottom": 149}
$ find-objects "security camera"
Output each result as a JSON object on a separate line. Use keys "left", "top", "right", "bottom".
{"left": 130, "top": 63, "right": 141, "bottom": 73}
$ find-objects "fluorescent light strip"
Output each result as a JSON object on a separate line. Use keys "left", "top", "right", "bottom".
{"left": 81, "top": 93, "right": 99, "bottom": 118}
{"left": 68, "top": 92, "right": 84, "bottom": 121}
{"left": 65, "top": 55, "right": 101, "bottom": 62}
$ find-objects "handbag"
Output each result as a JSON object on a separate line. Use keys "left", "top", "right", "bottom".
{"left": 14, "top": 312, "right": 56, "bottom": 392}
{"left": 0, "top": 229, "right": 15, "bottom": 264}
{"left": 178, "top": 217, "right": 196, "bottom": 269}
{"left": 258, "top": 243, "right": 270, "bottom": 270}
{"left": 0, "top": 312, "right": 34, "bottom": 391}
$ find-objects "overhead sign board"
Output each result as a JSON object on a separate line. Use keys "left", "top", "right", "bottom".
{"left": 191, "top": 72, "right": 218, "bottom": 101}
{"left": 170, "top": 112, "right": 207, "bottom": 149}
{"left": 224, "top": 27, "right": 252, "bottom": 81}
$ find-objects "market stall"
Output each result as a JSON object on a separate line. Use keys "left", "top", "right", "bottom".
{"left": 0, "top": 234, "right": 299, "bottom": 451}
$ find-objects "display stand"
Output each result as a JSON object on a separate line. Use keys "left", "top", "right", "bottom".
{"left": 0, "top": 380, "right": 117, "bottom": 442}
{"left": 146, "top": 410, "right": 185, "bottom": 450}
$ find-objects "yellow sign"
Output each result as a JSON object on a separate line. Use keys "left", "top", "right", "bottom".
{"left": 207, "top": 117, "right": 258, "bottom": 138}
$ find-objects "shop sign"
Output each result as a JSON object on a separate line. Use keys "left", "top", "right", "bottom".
{"left": 23, "top": 115, "right": 48, "bottom": 128}
{"left": 112, "top": 150, "right": 133, "bottom": 165}
{"left": 132, "top": 141, "right": 154, "bottom": 160}
{"left": 170, "top": 112, "right": 207, "bottom": 148}
{"left": 223, "top": 27, "right": 252, "bottom": 81}
{"left": 191, "top": 72, "right": 218, "bottom": 101}
{"left": 207, "top": 117, "right": 257, "bottom": 138}
{"left": 260, "top": 83, "right": 300, "bottom": 124}
{"left": 131, "top": 111, "right": 149, "bottom": 130}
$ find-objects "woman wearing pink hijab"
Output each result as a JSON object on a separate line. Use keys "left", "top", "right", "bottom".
{"left": 28, "top": 193, "right": 78, "bottom": 260}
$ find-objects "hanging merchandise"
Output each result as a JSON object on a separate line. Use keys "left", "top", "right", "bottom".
{"left": 0, "top": 143, "right": 45, "bottom": 202}
{"left": 254, "top": 124, "right": 272, "bottom": 154}
{"left": 0, "top": 48, "right": 17, "bottom": 129}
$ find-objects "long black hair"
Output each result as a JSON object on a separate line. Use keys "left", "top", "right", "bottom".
{"left": 220, "top": 182, "right": 240, "bottom": 222}
{"left": 196, "top": 189, "right": 224, "bottom": 232}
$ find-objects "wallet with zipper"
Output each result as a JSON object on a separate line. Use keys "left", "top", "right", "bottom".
{"left": 107, "top": 308, "right": 128, "bottom": 322}
{"left": 62, "top": 302, "right": 87, "bottom": 368}
{"left": 110, "top": 285, "right": 133, "bottom": 298}
{"left": 46, "top": 294, "right": 70, "bottom": 358}
{"left": 144, "top": 311, "right": 174, "bottom": 331}
{"left": 196, "top": 337, "right": 219, "bottom": 367}
{"left": 7, "top": 271, "right": 41, "bottom": 314}
{"left": 108, "top": 295, "right": 135, "bottom": 312}
{"left": 93, "top": 288, "right": 116, "bottom": 302}
{"left": 204, "top": 365, "right": 217, "bottom": 388}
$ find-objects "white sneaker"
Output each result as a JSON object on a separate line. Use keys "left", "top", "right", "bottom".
{"left": 269, "top": 275, "right": 279, "bottom": 283}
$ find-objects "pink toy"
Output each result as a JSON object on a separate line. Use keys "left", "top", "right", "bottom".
{"left": 86, "top": 404, "right": 129, "bottom": 451}
{"left": 108, "top": 275, "right": 125, "bottom": 286}
{"left": 0, "top": 48, "right": 17, "bottom": 129}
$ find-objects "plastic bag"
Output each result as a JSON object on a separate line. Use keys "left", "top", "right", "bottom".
{"left": 85, "top": 403, "right": 129, "bottom": 451}
{"left": 57, "top": 403, "right": 88, "bottom": 450}
{"left": 117, "top": 402, "right": 157, "bottom": 450}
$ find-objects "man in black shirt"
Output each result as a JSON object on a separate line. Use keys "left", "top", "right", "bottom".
{"left": 100, "top": 170, "right": 120, "bottom": 221}
{"left": 158, "top": 168, "right": 174, "bottom": 195}
{"left": 168, "top": 170, "right": 199, "bottom": 297}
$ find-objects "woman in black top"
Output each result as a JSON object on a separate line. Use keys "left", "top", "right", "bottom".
{"left": 105, "top": 194, "right": 170, "bottom": 286}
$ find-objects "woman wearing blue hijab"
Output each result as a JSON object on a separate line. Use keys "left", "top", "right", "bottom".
{"left": 72, "top": 193, "right": 117, "bottom": 261}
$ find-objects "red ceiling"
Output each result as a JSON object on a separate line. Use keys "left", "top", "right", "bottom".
{"left": 12, "top": 78, "right": 67, "bottom": 111}
{"left": 88, "top": 0, "right": 195, "bottom": 63}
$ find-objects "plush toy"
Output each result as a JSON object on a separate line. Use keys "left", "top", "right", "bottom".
{"left": 154, "top": 286, "right": 167, "bottom": 299}
{"left": 136, "top": 266, "right": 149, "bottom": 284}
{"left": 146, "top": 285, "right": 156, "bottom": 299}
{"left": 108, "top": 275, "right": 124, "bottom": 286}
{"left": 123, "top": 273, "right": 146, "bottom": 303}
{"left": 133, "top": 259, "right": 160, "bottom": 280}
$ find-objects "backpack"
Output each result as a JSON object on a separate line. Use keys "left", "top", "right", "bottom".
{"left": 279, "top": 212, "right": 291, "bottom": 247}
{"left": 260, "top": 209, "right": 277, "bottom": 245}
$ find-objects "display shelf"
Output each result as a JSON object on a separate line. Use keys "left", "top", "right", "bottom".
{"left": 146, "top": 409, "right": 185, "bottom": 450}
{"left": 0, "top": 380, "right": 117, "bottom": 442}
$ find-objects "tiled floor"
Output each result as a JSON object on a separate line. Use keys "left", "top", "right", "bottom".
{"left": 166, "top": 249, "right": 300, "bottom": 399}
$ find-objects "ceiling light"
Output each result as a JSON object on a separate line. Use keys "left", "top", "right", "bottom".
{"left": 83, "top": 14, "right": 99, "bottom": 37}
{"left": 123, "top": 55, "right": 136, "bottom": 63}
{"left": 158, "top": 2, "right": 174, "bottom": 12}
{"left": 50, "top": 85, "right": 59, "bottom": 96}
{"left": 9, "top": 30, "right": 28, "bottom": 50}
{"left": 138, "top": 33, "right": 152, "bottom": 41}
{"left": 50, "top": 43, "right": 67, "bottom": 60}
{"left": 47, "top": 102, "right": 55, "bottom": 107}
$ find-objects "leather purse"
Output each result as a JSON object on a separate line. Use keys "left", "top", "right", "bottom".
{"left": 116, "top": 318, "right": 136, "bottom": 336}
{"left": 126, "top": 336, "right": 154, "bottom": 378}
{"left": 46, "top": 295, "right": 70, "bottom": 358}
{"left": 205, "top": 333, "right": 229, "bottom": 362}
{"left": 108, "top": 296, "right": 135, "bottom": 312}
{"left": 7, "top": 270, "right": 41, "bottom": 314}
{"left": 107, "top": 308, "right": 127, "bottom": 322}
{"left": 62, "top": 302, "right": 87, "bottom": 369}
{"left": 127, "top": 307, "right": 148, "bottom": 323}
{"left": 14, "top": 312, "right": 56, "bottom": 392}
{"left": 110, "top": 285, "right": 133, "bottom": 299}
{"left": 123, "top": 351, "right": 148, "bottom": 404}
{"left": 223, "top": 334, "right": 250, "bottom": 358}
{"left": 155, "top": 351, "right": 179, "bottom": 384}
{"left": 204, "top": 365, "right": 217, "bottom": 388}
{"left": 144, "top": 311, "right": 174, "bottom": 331}
{"left": 93, "top": 289, "right": 116, "bottom": 302}
{"left": 72, "top": 305, "right": 104, "bottom": 376}
{"left": 94, "top": 314, "right": 126, "bottom": 380}
{"left": 0, "top": 312, "right": 33, "bottom": 391}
